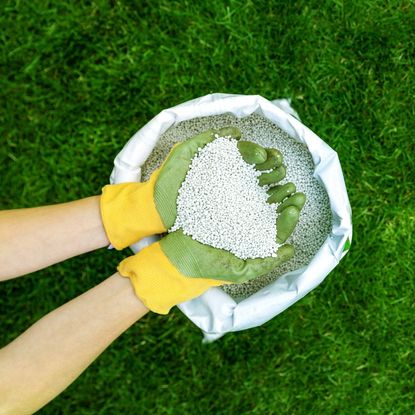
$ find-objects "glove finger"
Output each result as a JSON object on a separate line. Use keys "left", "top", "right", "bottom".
{"left": 174, "top": 126, "right": 241, "bottom": 157}
{"left": 267, "top": 182, "right": 296, "bottom": 204}
{"left": 242, "top": 244, "right": 295, "bottom": 280}
{"left": 217, "top": 126, "right": 242, "bottom": 140}
{"left": 259, "top": 165, "right": 286, "bottom": 186}
{"left": 182, "top": 128, "right": 219, "bottom": 150}
{"left": 276, "top": 206, "right": 300, "bottom": 243}
{"left": 256, "top": 148, "right": 283, "bottom": 171}
{"left": 277, "top": 192, "right": 306, "bottom": 213}
{"left": 237, "top": 141, "right": 267, "bottom": 164}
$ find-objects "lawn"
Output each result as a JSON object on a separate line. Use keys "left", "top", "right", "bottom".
{"left": 1, "top": 0, "right": 415, "bottom": 413}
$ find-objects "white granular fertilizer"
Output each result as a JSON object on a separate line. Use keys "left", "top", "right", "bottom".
{"left": 142, "top": 113, "right": 333, "bottom": 300}
{"left": 170, "top": 136, "right": 279, "bottom": 260}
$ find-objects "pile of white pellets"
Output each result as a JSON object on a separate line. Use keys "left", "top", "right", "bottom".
{"left": 142, "top": 113, "right": 332, "bottom": 300}
{"left": 170, "top": 136, "right": 279, "bottom": 259}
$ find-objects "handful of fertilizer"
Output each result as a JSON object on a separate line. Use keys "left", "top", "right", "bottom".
{"left": 169, "top": 128, "right": 306, "bottom": 261}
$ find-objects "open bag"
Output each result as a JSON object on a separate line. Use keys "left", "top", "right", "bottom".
{"left": 109, "top": 93, "right": 352, "bottom": 342}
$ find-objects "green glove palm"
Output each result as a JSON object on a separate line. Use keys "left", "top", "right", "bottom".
{"left": 160, "top": 230, "right": 295, "bottom": 284}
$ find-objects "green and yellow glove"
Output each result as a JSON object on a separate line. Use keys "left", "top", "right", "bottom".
{"left": 100, "top": 127, "right": 241, "bottom": 249}
{"left": 101, "top": 127, "right": 306, "bottom": 314}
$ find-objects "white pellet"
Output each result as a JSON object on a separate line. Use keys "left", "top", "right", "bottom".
{"left": 170, "top": 137, "right": 279, "bottom": 260}
{"left": 142, "top": 113, "right": 332, "bottom": 300}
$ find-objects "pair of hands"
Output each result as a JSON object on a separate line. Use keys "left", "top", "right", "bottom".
{"left": 100, "top": 127, "right": 305, "bottom": 314}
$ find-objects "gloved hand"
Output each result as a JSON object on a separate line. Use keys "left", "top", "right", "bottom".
{"left": 118, "top": 230, "right": 295, "bottom": 314}
{"left": 100, "top": 127, "right": 242, "bottom": 249}
{"left": 108, "top": 128, "right": 306, "bottom": 314}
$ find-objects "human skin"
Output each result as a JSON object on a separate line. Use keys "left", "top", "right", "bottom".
{"left": 0, "top": 196, "right": 109, "bottom": 281}
{"left": 0, "top": 197, "right": 149, "bottom": 414}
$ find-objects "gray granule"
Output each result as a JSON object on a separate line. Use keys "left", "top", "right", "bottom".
{"left": 142, "top": 113, "right": 332, "bottom": 300}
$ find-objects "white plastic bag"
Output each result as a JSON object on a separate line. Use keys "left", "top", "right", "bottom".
{"left": 109, "top": 93, "right": 352, "bottom": 342}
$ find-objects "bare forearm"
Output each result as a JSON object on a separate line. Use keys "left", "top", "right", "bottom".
{"left": 0, "top": 272, "right": 148, "bottom": 415}
{"left": 0, "top": 196, "right": 109, "bottom": 280}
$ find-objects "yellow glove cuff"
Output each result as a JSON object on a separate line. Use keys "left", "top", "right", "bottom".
{"left": 117, "top": 242, "right": 227, "bottom": 314}
{"left": 100, "top": 169, "right": 166, "bottom": 250}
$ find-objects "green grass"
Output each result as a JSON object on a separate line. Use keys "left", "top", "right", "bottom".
{"left": 1, "top": 0, "right": 415, "bottom": 413}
